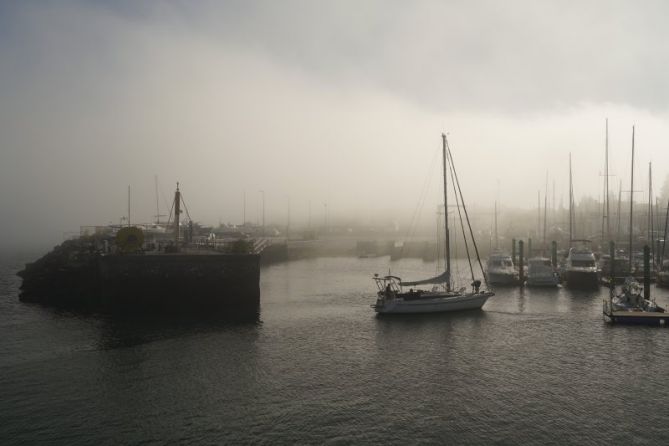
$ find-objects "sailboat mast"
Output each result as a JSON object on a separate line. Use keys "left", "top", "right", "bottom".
{"left": 537, "top": 190, "right": 541, "bottom": 248}
{"left": 616, "top": 180, "right": 622, "bottom": 243}
{"left": 649, "top": 162, "right": 654, "bottom": 265}
{"left": 629, "top": 126, "right": 635, "bottom": 272}
{"left": 442, "top": 133, "right": 451, "bottom": 288}
{"left": 605, "top": 118, "right": 610, "bottom": 241}
{"left": 569, "top": 153, "right": 573, "bottom": 246}
{"left": 543, "top": 172, "right": 548, "bottom": 254}
{"left": 494, "top": 200, "right": 499, "bottom": 250}
{"left": 659, "top": 197, "right": 669, "bottom": 266}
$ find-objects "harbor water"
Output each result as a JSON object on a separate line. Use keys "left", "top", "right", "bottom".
{"left": 2, "top": 252, "right": 669, "bottom": 444}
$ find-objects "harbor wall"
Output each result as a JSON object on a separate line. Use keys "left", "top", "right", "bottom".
{"left": 97, "top": 254, "right": 260, "bottom": 313}
{"left": 19, "top": 240, "right": 260, "bottom": 315}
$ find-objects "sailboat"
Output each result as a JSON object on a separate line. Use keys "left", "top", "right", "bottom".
{"left": 372, "top": 134, "right": 494, "bottom": 314}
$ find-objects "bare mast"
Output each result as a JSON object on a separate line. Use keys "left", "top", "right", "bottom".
{"left": 605, "top": 118, "right": 610, "bottom": 242}
{"left": 442, "top": 133, "right": 451, "bottom": 290}
{"left": 543, "top": 172, "right": 548, "bottom": 255}
{"left": 629, "top": 126, "right": 635, "bottom": 272}
{"left": 494, "top": 200, "right": 499, "bottom": 250}
{"left": 649, "top": 162, "right": 654, "bottom": 265}
{"left": 616, "top": 180, "right": 622, "bottom": 243}
{"left": 569, "top": 153, "right": 573, "bottom": 246}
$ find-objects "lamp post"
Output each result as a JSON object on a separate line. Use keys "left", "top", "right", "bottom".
{"left": 323, "top": 201, "right": 328, "bottom": 234}
{"left": 260, "top": 190, "right": 265, "bottom": 237}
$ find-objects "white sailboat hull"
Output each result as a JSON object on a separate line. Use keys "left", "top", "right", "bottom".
{"left": 374, "top": 291, "right": 493, "bottom": 314}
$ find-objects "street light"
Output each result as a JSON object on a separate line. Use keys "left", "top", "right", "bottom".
{"left": 259, "top": 190, "right": 265, "bottom": 237}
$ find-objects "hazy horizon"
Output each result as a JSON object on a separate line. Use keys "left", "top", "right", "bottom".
{"left": 3, "top": 1, "right": 669, "bottom": 247}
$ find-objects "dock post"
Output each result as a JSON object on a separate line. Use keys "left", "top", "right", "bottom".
{"left": 519, "top": 240, "right": 525, "bottom": 286}
{"left": 609, "top": 240, "right": 615, "bottom": 312}
{"left": 512, "top": 238, "right": 516, "bottom": 266}
{"left": 551, "top": 241, "right": 558, "bottom": 268}
{"left": 644, "top": 245, "right": 651, "bottom": 300}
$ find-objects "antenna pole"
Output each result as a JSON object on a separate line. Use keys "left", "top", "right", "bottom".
{"left": 154, "top": 176, "right": 160, "bottom": 224}
{"left": 174, "top": 182, "right": 181, "bottom": 251}
{"left": 127, "top": 185, "right": 131, "bottom": 227}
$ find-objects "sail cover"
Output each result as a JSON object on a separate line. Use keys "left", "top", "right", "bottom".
{"left": 400, "top": 271, "right": 450, "bottom": 286}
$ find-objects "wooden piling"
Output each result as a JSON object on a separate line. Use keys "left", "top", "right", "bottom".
{"left": 609, "top": 240, "right": 615, "bottom": 282}
{"left": 644, "top": 245, "right": 650, "bottom": 300}
{"left": 519, "top": 240, "right": 525, "bottom": 286}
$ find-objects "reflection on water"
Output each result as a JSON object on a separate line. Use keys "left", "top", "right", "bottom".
{"left": 95, "top": 312, "right": 261, "bottom": 351}
{"left": 2, "top": 255, "right": 669, "bottom": 444}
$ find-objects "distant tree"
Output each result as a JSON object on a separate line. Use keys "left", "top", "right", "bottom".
{"left": 229, "top": 239, "right": 253, "bottom": 254}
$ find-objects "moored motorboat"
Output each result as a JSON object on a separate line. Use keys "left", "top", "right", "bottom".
{"left": 598, "top": 252, "right": 631, "bottom": 286}
{"left": 526, "top": 257, "right": 559, "bottom": 287}
{"left": 565, "top": 244, "right": 599, "bottom": 290}
{"left": 486, "top": 252, "right": 520, "bottom": 286}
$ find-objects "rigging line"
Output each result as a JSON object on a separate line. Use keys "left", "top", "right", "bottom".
{"left": 156, "top": 178, "right": 172, "bottom": 218}
{"left": 446, "top": 140, "right": 488, "bottom": 288}
{"left": 166, "top": 197, "right": 175, "bottom": 227}
{"left": 453, "top": 212, "right": 461, "bottom": 285}
{"left": 400, "top": 147, "right": 440, "bottom": 257}
{"left": 180, "top": 193, "right": 193, "bottom": 222}
{"left": 448, "top": 156, "right": 474, "bottom": 281}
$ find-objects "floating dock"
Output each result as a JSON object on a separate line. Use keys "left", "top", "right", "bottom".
{"left": 603, "top": 301, "right": 668, "bottom": 326}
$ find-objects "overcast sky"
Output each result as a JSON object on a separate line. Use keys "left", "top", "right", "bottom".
{"left": 2, "top": 0, "right": 669, "bottom": 246}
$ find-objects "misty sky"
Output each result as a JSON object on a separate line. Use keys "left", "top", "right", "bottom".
{"left": 2, "top": 0, "right": 669, "bottom": 246}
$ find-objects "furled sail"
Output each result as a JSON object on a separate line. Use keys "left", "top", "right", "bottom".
{"left": 400, "top": 271, "right": 450, "bottom": 286}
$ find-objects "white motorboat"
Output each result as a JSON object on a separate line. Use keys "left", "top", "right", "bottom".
{"left": 526, "top": 257, "right": 559, "bottom": 287}
{"left": 565, "top": 244, "right": 599, "bottom": 289}
{"left": 487, "top": 252, "right": 519, "bottom": 285}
